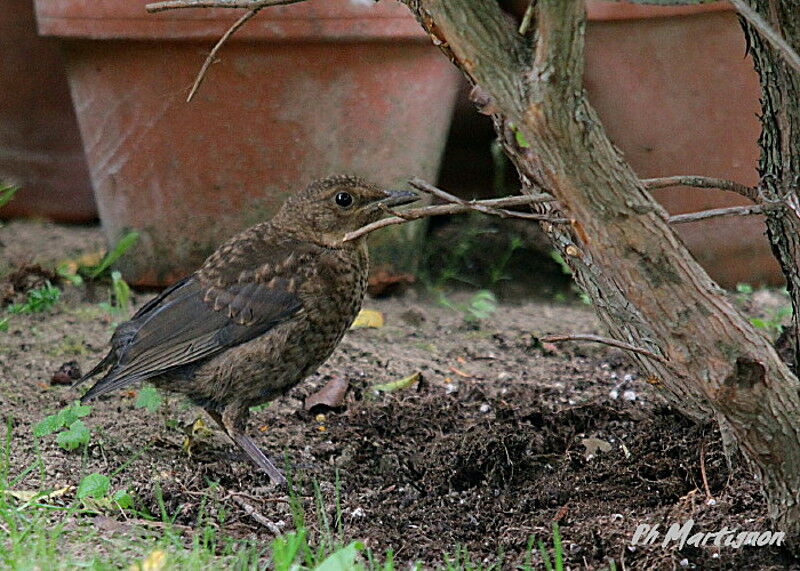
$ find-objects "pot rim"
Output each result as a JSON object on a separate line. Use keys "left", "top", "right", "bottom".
{"left": 587, "top": 0, "right": 733, "bottom": 21}
{"left": 33, "top": 0, "right": 429, "bottom": 41}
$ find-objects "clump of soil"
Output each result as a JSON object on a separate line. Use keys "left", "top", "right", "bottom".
{"left": 0, "top": 221, "right": 796, "bottom": 570}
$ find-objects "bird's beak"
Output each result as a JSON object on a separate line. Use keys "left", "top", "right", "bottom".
{"left": 378, "top": 189, "right": 419, "bottom": 208}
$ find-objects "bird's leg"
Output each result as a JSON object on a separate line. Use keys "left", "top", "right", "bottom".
{"left": 204, "top": 406, "right": 287, "bottom": 486}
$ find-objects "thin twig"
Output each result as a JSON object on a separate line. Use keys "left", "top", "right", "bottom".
{"left": 344, "top": 203, "right": 567, "bottom": 242}
{"left": 540, "top": 333, "right": 668, "bottom": 364}
{"left": 642, "top": 176, "right": 757, "bottom": 201}
{"left": 409, "top": 177, "right": 559, "bottom": 220}
{"left": 729, "top": 0, "right": 800, "bottom": 75}
{"left": 187, "top": 8, "right": 261, "bottom": 102}
{"left": 343, "top": 183, "right": 564, "bottom": 242}
{"left": 230, "top": 495, "right": 283, "bottom": 534}
{"left": 668, "top": 204, "right": 766, "bottom": 225}
{"left": 146, "top": 0, "right": 305, "bottom": 13}
{"left": 699, "top": 440, "right": 714, "bottom": 505}
{"left": 518, "top": 0, "right": 536, "bottom": 35}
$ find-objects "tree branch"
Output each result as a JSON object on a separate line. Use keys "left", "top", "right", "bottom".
{"left": 186, "top": 7, "right": 262, "bottom": 102}
{"left": 642, "top": 175, "right": 758, "bottom": 201}
{"left": 729, "top": 0, "right": 800, "bottom": 75}
{"left": 668, "top": 204, "right": 766, "bottom": 224}
{"left": 145, "top": 0, "right": 305, "bottom": 13}
{"left": 540, "top": 333, "right": 669, "bottom": 364}
{"left": 343, "top": 183, "right": 564, "bottom": 243}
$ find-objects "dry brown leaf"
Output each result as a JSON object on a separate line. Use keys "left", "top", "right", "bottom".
{"left": 304, "top": 376, "right": 349, "bottom": 411}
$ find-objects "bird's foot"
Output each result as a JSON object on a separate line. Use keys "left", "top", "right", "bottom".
{"left": 205, "top": 407, "right": 287, "bottom": 487}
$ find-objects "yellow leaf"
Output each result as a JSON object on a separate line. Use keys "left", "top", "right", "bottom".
{"left": 130, "top": 549, "right": 167, "bottom": 571}
{"left": 59, "top": 251, "right": 106, "bottom": 274}
{"left": 350, "top": 309, "right": 384, "bottom": 329}
{"left": 3, "top": 486, "right": 71, "bottom": 502}
{"left": 189, "top": 417, "right": 209, "bottom": 437}
{"left": 372, "top": 372, "right": 421, "bottom": 393}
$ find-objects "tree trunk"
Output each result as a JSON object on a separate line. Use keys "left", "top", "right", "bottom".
{"left": 741, "top": 1, "right": 800, "bottom": 377}
{"left": 403, "top": 0, "right": 800, "bottom": 535}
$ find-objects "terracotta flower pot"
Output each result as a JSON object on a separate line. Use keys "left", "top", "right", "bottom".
{"left": 584, "top": 1, "right": 777, "bottom": 287}
{"left": 34, "top": 0, "right": 459, "bottom": 286}
{"left": 0, "top": 0, "right": 94, "bottom": 222}
{"left": 500, "top": 1, "right": 774, "bottom": 287}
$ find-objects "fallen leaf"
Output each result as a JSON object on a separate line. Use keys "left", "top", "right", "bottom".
{"left": 51, "top": 360, "right": 82, "bottom": 386}
{"left": 3, "top": 486, "right": 71, "bottom": 502}
{"left": 350, "top": 309, "right": 384, "bottom": 329}
{"left": 182, "top": 417, "right": 211, "bottom": 455}
{"left": 582, "top": 437, "right": 612, "bottom": 459}
{"left": 305, "top": 376, "right": 349, "bottom": 411}
{"left": 367, "top": 269, "right": 415, "bottom": 297}
{"left": 372, "top": 372, "right": 421, "bottom": 393}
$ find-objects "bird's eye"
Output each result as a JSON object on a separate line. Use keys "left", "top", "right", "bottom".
{"left": 335, "top": 192, "right": 353, "bottom": 208}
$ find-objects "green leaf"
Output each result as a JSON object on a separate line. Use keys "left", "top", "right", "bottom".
{"left": 110, "top": 271, "right": 131, "bottom": 315}
{"left": 0, "top": 317, "right": 7, "bottom": 332}
{"left": 749, "top": 317, "right": 768, "bottom": 329}
{"left": 313, "top": 541, "right": 363, "bottom": 571}
{"left": 736, "top": 283, "right": 754, "bottom": 294}
{"left": 86, "top": 231, "right": 139, "bottom": 279}
{"left": 33, "top": 403, "right": 91, "bottom": 437}
{"left": 372, "top": 372, "right": 421, "bottom": 393}
{"left": 56, "top": 419, "right": 90, "bottom": 450}
{"left": 56, "top": 403, "right": 92, "bottom": 428}
{"left": 77, "top": 473, "right": 110, "bottom": 499}
{"left": 112, "top": 489, "right": 134, "bottom": 508}
{"left": 134, "top": 385, "right": 162, "bottom": 413}
{"left": 33, "top": 413, "right": 62, "bottom": 437}
{"left": 6, "top": 282, "right": 60, "bottom": 313}
{"left": 0, "top": 183, "right": 19, "bottom": 208}
{"left": 466, "top": 290, "right": 497, "bottom": 321}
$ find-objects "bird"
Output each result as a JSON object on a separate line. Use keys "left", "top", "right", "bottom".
{"left": 76, "top": 175, "right": 418, "bottom": 485}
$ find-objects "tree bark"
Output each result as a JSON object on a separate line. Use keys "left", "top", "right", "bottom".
{"left": 402, "top": 0, "right": 800, "bottom": 535}
{"left": 740, "top": 1, "right": 800, "bottom": 377}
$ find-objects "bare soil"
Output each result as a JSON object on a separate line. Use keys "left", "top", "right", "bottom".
{"left": 0, "top": 220, "right": 796, "bottom": 569}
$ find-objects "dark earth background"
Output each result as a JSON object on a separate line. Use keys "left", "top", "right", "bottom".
{"left": 0, "top": 219, "right": 797, "bottom": 569}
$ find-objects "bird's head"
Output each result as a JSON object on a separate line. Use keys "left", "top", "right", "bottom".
{"left": 272, "top": 175, "right": 418, "bottom": 247}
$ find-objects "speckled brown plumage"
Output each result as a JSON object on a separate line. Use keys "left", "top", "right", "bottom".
{"left": 77, "top": 175, "right": 417, "bottom": 484}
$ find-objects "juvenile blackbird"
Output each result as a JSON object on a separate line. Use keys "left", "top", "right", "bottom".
{"left": 77, "top": 175, "right": 417, "bottom": 485}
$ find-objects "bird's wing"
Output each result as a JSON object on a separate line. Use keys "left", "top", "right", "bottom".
{"left": 80, "top": 242, "right": 312, "bottom": 400}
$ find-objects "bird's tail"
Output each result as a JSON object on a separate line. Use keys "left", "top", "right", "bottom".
{"left": 72, "top": 350, "right": 116, "bottom": 390}
{"left": 79, "top": 369, "right": 143, "bottom": 402}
